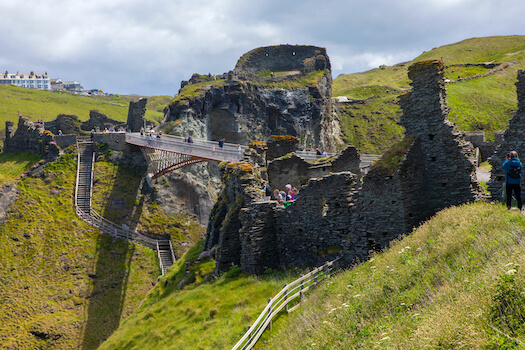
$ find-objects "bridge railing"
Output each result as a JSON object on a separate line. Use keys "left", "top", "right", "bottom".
{"left": 231, "top": 257, "right": 341, "bottom": 350}
{"left": 126, "top": 133, "right": 247, "bottom": 162}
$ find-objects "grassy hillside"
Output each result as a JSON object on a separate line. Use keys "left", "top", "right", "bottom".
{"left": 0, "top": 152, "right": 204, "bottom": 349}
{"left": 0, "top": 85, "right": 171, "bottom": 129}
{"left": 334, "top": 35, "right": 525, "bottom": 153}
{"left": 100, "top": 242, "right": 298, "bottom": 350}
{"left": 261, "top": 202, "right": 525, "bottom": 349}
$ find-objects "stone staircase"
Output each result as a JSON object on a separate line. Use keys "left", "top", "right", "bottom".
{"left": 157, "top": 240, "right": 176, "bottom": 276}
{"left": 75, "top": 137, "right": 176, "bottom": 275}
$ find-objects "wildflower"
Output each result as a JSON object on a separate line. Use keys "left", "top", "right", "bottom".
{"left": 506, "top": 269, "right": 517, "bottom": 275}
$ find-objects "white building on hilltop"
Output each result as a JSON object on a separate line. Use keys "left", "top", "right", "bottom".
{"left": 0, "top": 71, "right": 51, "bottom": 90}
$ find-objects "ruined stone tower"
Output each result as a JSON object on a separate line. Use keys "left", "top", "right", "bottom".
{"left": 127, "top": 98, "right": 147, "bottom": 132}
{"left": 399, "top": 60, "right": 484, "bottom": 217}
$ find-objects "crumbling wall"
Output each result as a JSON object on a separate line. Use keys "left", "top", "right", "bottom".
{"left": 234, "top": 45, "right": 330, "bottom": 75}
{"left": 399, "top": 60, "right": 484, "bottom": 215}
{"left": 127, "top": 99, "right": 147, "bottom": 132}
{"left": 488, "top": 70, "right": 525, "bottom": 200}
{"left": 267, "top": 146, "right": 362, "bottom": 191}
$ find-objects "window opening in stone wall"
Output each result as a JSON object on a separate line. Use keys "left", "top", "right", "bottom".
{"left": 428, "top": 134, "right": 435, "bottom": 140}
{"left": 431, "top": 156, "right": 437, "bottom": 161}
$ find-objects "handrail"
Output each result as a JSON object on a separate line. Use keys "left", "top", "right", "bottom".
{"left": 231, "top": 257, "right": 341, "bottom": 350}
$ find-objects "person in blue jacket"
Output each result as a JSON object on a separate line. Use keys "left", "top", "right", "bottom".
{"left": 502, "top": 150, "right": 523, "bottom": 210}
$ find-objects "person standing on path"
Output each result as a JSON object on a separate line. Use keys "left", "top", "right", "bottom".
{"left": 502, "top": 150, "right": 523, "bottom": 210}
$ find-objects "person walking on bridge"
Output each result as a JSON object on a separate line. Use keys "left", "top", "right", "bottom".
{"left": 502, "top": 150, "right": 523, "bottom": 210}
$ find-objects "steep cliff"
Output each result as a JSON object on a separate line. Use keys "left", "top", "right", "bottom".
{"left": 162, "top": 45, "right": 342, "bottom": 152}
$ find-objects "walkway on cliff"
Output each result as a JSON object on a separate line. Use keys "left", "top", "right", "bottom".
{"left": 75, "top": 137, "right": 175, "bottom": 275}
{"left": 126, "top": 132, "right": 380, "bottom": 178}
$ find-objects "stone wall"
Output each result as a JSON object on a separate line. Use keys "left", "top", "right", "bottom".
{"left": 399, "top": 60, "right": 485, "bottom": 213}
{"left": 267, "top": 146, "right": 362, "bottom": 192}
{"left": 80, "top": 110, "right": 125, "bottom": 132}
{"left": 266, "top": 135, "right": 300, "bottom": 161}
{"left": 234, "top": 45, "right": 330, "bottom": 75}
{"left": 127, "top": 99, "right": 147, "bottom": 132}
{"left": 92, "top": 132, "right": 135, "bottom": 153}
{"left": 464, "top": 131, "right": 500, "bottom": 163}
{"left": 487, "top": 70, "right": 525, "bottom": 200}
{"left": 45, "top": 114, "right": 81, "bottom": 135}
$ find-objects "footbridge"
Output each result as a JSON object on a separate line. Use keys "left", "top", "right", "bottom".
{"left": 125, "top": 133, "right": 381, "bottom": 179}
{"left": 126, "top": 133, "right": 246, "bottom": 180}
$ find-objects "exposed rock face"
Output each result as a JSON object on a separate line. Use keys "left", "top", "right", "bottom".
{"left": 488, "top": 70, "right": 525, "bottom": 199}
{"left": 163, "top": 45, "right": 340, "bottom": 152}
{"left": 0, "top": 184, "right": 17, "bottom": 224}
{"left": 127, "top": 98, "right": 147, "bottom": 132}
{"left": 153, "top": 171, "right": 217, "bottom": 225}
{"left": 204, "top": 162, "right": 263, "bottom": 272}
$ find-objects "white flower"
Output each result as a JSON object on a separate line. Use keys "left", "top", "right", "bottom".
{"left": 506, "top": 269, "right": 517, "bottom": 275}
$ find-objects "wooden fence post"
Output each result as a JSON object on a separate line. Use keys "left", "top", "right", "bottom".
{"left": 268, "top": 298, "right": 272, "bottom": 331}
{"left": 284, "top": 284, "right": 288, "bottom": 313}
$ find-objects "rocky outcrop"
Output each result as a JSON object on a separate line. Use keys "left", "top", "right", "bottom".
{"left": 203, "top": 161, "right": 263, "bottom": 272}
{"left": 488, "top": 70, "right": 525, "bottom": 199}
{"left": 163, "top": 45, "right": 340, "bottom": 152}
{"left": 153, "top": 171, "right": 216, "bottom": 225}
{"left": 0, "top": 184, "right": 17, "bottom": 224}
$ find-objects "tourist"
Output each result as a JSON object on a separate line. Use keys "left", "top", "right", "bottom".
{"left": 218, "top": 138, "right": 225, "bottom": 150}
{"left": 58, "top": 129, "right": 62, "bottom": 136}
{"left": 273, "top": 189, "right": 284, "bottom": 203}
{"left": 237, "top": 144, "right": 242, "bottom": 159}
{"left": 502, "top": 150, "right": 523, "bottom": 210}
{"left": 90, "top": 129, "right": 94, "bottom": 141}
{"left": 285, "top": 184, "right": 293, "bottom": 201}
{"left": 316, "top": 148, "right": 322, "bottom": 157}
{"left": 187, "top": 136, "right": 193, "bottom": 143}
{"left": 140, "top": 126, "right": 144, "bottom": 136}
{"left": 292, "top": 187, "right": 299, "bottom": 199}
{"left": 262, "top": 180, "right": 272, "bottom": 201}
{"left": 322, "top": 149, "right": 328, "bottom": 157}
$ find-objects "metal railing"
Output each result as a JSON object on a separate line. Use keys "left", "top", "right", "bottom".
{"left": 232, "top": 257, "right": 341, "bottom": 350}
{"left": 126, "top": 133, "right": 246, "bottom": 162}
{"left": 74, "top": 140, "right": 160, "bottom": 251}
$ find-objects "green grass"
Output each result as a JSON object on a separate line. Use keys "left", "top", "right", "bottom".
{"left": 262, "top": 202, "right": 525, "bottom": 349}
{"left": 0, "top": 152, "right": 42, "bottom": 185}
{"left": 0, "top": 85, "right": 170, "bottom": 128}
{"left": 333, "top": 35, "right": 525, "bottom": 153}
{"left": 338, "top": 94, "right": 404, "bottom": 153}
{"left": 99, "top": 242, "right": 299, "bottom": 350}
{"left": 0, "top": 153, "right": 159, "bottom": 349}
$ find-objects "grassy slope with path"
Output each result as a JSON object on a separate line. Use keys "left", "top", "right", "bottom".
{"left": 0, "top": 151, "right": 204, "bottom": 349}
{"left": 334, "top": 35, "right": 525, "bottom": 153}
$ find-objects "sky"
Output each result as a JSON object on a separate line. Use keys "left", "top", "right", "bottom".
{"left": 0, "top": 0, "right": 524, "bottom": 96}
